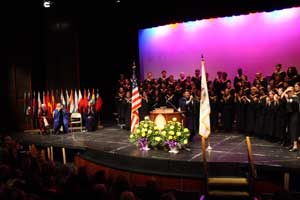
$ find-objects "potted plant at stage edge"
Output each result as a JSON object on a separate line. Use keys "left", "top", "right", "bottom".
{"left": 129, "top": 116, "right": 164, "bottom": 151}
{"left": 162, "top": 117, "right": 190, "bottom": 154}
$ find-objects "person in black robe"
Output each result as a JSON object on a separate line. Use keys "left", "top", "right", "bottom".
{"left": 221, "top": 88, "right": 234, "bottom": 132}
{"left": 124, "top": 91, "right": 132, "bottom": 130}
{"left": 179, "top": 90, "right": 199, "bottom": 141}
{"left": 273, "top": 89, "right": 287, "bottom": 144}
{"left": 139, "top": 91, "right": 150, "bottom": 121}
{"left": 85, "top": 102, "right": 97, "bottom": 132}
{"left": 271, "top": 64, "right": 286, "bottom": 82}
{"left": 245, "top": 87, "right": 259, "bottom": 135}
{"left": 282, "top": 87, "right": 300, "bottom": 152}
{"left": 286, "top": 67, "right": 300, "bottom": 86}
{"left": 254, "top": 88, "right": 267, "bottom": 137}
{"left": 115, "top": 87, "right": 126, "bottom": 125}
{"left": 263, "top": 91, "right": 277, "bottom": 140}
{"left": 235, "top": 89, "right": 247, "bottom": 134}
{"left": 209, "top": 89, "right": 219, "bottom": 133}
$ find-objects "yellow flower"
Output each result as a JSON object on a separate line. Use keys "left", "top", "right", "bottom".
{"left": 142, "top": 132, "right": 146, "bottom": 137}
{"left": 130, "top": 134, "right": 134, "bottom": 138}
{"left": 176, "top": 132, "right": 181, "bottom": 136}
{"left": 161, "top": 131, "right": 166, "bottom": 136}
{"left": 184, "top": 128, "right": 189, "bottom": 132}
{"left": 144, "top": 124, "right": 148, "bottom": 128}
{"left": 184, "top": 139, "right": 188, "bottom": 144}
{"left": 154, "top": 126, "right": 158, "bottom": 130}
{"left": 142, "top": 128, "right": 146, "bottom": 132}
{"left": 170, "top": 125, "right": 175, "bottom": 130}
{"left": 148, "top": 130, "right": 152, "bottom": 134}
{"left": 144, "top": 116, "right": 150, "bottom": 120}
{"left": 136, "top": 129, "right": 140, "bottom": 134}
{"left": 155, "top": 137, "right": 161, "bottom": 142}
{"left": 172, "top": 117, "right": 177, "bottom": 121}
{"left": 169, "top": 131, "right": 174, "bottom": 135}
{"left": 168, "top": 136, "right": 173, "bottom": 140}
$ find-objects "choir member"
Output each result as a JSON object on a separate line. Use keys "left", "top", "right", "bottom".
{"left": 124, "top": 91, "right": 132, "bottom": 130}
{"left": 139, "top": 91, "right": 150, "bottom": 121}
{"left": 221, "top": 88, "right": 234, "bottom": 132}
{"left": 282, "top": 87, "right": 300, "bottom": 152}
{"left": 158, "top": 70, "right": 168, "bottom": 84}
{"left": 272, "top": 64, "right": 286, "bottom": 82}
{"left": 192, "top": 69, "right": 201, "bottom": 88}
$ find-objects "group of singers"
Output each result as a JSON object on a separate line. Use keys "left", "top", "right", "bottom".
{"left": 115, "top": 64, "right": 300, "bottom": 152}
{"left": 38, "top": 101, "right": 98, "bottom": 134}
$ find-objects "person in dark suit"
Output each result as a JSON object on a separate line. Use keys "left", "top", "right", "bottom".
{"left": 179, "top": 90, "right": 199, "bottom": 141}
{"left": 85, "top": 101, "right": 97, "bottom": 132}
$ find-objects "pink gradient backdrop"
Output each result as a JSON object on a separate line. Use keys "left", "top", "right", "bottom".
{"left": 138, "top": 7, "right": 300, "bottom": 82}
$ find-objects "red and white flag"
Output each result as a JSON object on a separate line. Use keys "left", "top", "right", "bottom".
{"left": 131, "top": 66, "right": 142, "bottom": 133}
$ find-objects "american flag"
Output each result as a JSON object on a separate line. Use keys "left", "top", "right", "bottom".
{"left": 131, "top": 68, "right": 142, "bottom": 133}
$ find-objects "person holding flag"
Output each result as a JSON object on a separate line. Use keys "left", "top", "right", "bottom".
{"left": 130, "top": 62, "right": 142, "bottom": 133}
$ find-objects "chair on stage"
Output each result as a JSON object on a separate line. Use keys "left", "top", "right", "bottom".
{"left": 202, "top": 136, "right": 256, "bottom": 200}
{"left": 70, "top": 112, "right": 83, "bottom": 133}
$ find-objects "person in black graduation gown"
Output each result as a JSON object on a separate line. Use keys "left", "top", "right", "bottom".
{"left": 221, "top": 88, "right": 234, "bottom": 132}
{"left": 179, "top": 90, "right": 199, "bottom": 141}
{"left": 209, "top": 89, "right": 219, "bottom": 133}
{"left": 282, "top": 87, "right": 300, "bottom": 152}
{"left": 235, "top": 88, "right": 247, "bottom": 134}
{"left": 115, "top": 87, "right": 126, "bottom": 125}
{"left": 85, "top": 101, "right": 97, "bottom": 132}
{"left": 124, "top": 91, "right": 132, "bottom": 130}
{"left": 139, "top": 91, "right": 150, "bottom": 121}
{"left": 273, "top": 89, "right": 287, "bottom": 143}
{"left": 263, "top": 91, "right": 277, "bottom": 140}
{"left": 245, "top": 87, "right": 259, "bottom": 135}
{"left": 254, "top": 88, "right": 267, "bottom": 137}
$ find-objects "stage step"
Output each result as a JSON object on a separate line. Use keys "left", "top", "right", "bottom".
{"left": 208, "top": 190, "right": 250, "bottom": 197}
{"left": 208, "top": 177, "right": 249, "bottom": 186}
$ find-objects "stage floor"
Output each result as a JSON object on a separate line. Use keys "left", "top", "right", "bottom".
{"left": 13, "top": 125, "right": 300, "bottom": 177}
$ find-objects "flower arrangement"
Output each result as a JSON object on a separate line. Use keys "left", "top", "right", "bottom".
{"left": 129, "top": 116, "right": 190, "bottom": 153}
{"left": 129, "top": 116, "right": 163, "bottom": 150}
{"left": 162, "top": 117, "right": 190, "bottom": 153}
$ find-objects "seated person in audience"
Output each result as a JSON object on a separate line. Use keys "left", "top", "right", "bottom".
{"left": 53, "top": 103, "right": 69, "bottom": 134}
{"left": 38, "top": 104, "right": 50, "bottom": 134}
{"left": 85, "top": 101, "right": 97, "bottom": 132}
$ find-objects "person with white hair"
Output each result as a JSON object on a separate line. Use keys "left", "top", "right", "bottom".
{"left": 38, "top": 103, "right": 50, "bottom": 134}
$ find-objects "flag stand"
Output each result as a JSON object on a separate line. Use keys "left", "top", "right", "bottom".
{"left": 207, "top": 137, "right": 212, "bottom": 150}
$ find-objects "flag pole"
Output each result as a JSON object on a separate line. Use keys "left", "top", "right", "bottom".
{"left": 200, "top": 55, "right": 212, "bottom": 151}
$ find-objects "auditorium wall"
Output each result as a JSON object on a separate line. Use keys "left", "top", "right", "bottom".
{"left": 139, "top": 7, "right": 300, "bottom": 82}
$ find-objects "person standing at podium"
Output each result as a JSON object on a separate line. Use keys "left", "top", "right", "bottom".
{"left": 179, "top": 90, "right": 199, "bottom": 141}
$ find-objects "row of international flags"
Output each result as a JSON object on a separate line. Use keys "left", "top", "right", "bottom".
{"left": 24, "top": 88, "right": 103, "bottom": 117}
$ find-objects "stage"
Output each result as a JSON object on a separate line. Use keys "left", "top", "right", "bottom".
{"left": 12, "top": 125, "right": 300, "bottom": 179}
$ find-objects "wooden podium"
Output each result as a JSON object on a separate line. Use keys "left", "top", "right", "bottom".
{"left": 149, "top": 108, "right": 184, "bottom": 126}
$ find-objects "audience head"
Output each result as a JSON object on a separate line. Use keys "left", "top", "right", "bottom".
{"left": 120, "top": 191, "right": 136, "bottom": 200}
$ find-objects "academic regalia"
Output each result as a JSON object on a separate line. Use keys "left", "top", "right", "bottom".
{"left": 124, "top": 98, "right": 131, "bottom": 130}
{"left": 263, "top": 101, "right": 277, "bottom": 138}
{"left": 274, "top": 99, "right": 287, "bottom": 142}
{"left": 53, "top": 108, "right": 69, "bottom": 134}
{"left": 235, "top": 97, "right": 246, "bottom": 134}
{"left": 209, "top": 94, "right": 219, "bottom": 133}
{"left": 179, "top": 96, "right": 199, "bottom": 139}
{"left": 85, "top": 106, "right": 97, "bottom": 132}
{"left": 38, "top": 107, "right": 50, "bottom": 134}
{"left": 254, "top": 97, "right": 266, "bottom": 137}
{"left": 221, "top": 94, "right": 234, "bottom": 132}
{"left": 245, "top": 96, "right": 257, "bottom": 135}
{"left": 139, "top": 98, "right": 150, "bottom": 121}
{"left": 286, "top": 96, "right": 300, "bottom": 142}
{"left": 115, "top": 93, "right": 126, "bottom": 124}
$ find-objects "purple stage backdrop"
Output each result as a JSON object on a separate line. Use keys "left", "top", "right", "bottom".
{"left": 138, "top": 7, "right": 300, "bottom": 82}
